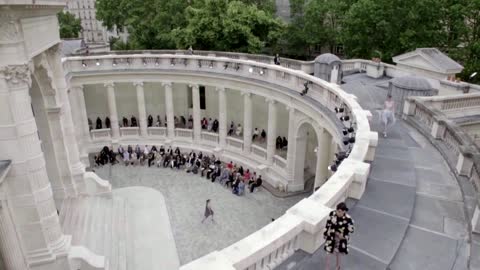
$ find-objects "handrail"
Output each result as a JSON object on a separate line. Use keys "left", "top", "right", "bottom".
{"left": 64, "top": 52, "right": 376, "bottom": 269}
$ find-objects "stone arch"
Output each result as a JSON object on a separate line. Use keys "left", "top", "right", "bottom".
{"left": 292, "top": 116, "right": 323, "bottom": 191}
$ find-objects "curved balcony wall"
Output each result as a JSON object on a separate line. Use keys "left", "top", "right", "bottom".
{"left": 63, "top": 52, "right": 378, "bottom": 269}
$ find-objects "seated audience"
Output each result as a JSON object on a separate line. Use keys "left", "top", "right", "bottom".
{"left": 250, "top": 175, "right": 263, "bottom": 192}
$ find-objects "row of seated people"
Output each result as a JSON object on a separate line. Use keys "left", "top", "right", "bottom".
{"left": 93, "top": 145, "right": 263, "bottom": 194}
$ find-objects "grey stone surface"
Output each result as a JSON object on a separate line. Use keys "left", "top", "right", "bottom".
{"left": 94, "top": 165, "right": 305, "bottom": 264}
{"left": 357, "top": 179, "right": 416, "bottom": 219}
{"left": 369, "top": 156, "right": 416, "bottom": 187}
{"left": 0, "top": 160, "right": 11, "bottom": 179}
{"left": 389, "top": 226, "right": 459, "bottom": 270}
{"left": 374, "top": 144, "right": 411, "bottom": 161}
{"left": 349, "top": 206, "right": 409, "bottom": 263}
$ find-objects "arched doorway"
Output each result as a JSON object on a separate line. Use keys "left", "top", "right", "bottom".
{"left": 294, "top": 122, "right": 319, "bottom": 191}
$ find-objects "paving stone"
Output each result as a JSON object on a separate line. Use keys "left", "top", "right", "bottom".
{"left": 374, "top": 144, "right": 411, "bottom": 161}
{"left": 389, "top": 226, "right": 459, "bottom": 270}
{"left": 369, "top": 157, "right": 416, "bottom": 187}
{"left": 415, "top": 167, "right": 457, "bottom": 187}
{"left": 296, "top": 248, "right": 387, "bottom": 270}
{"left": 357, "top": 179, "right": 415, "bottom": 219}
{"left": 444, "top": 217, "right": 468, "bottom": 239}
{"left": 349, "top": 206, "right": 408, "bottom": 264}
{"left": 416, "top": 180, "right": 463, "bottom": 202}
{"left": 411, "top": 195, "right": 466, "bottom": 234}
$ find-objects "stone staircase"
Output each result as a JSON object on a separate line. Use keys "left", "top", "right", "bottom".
{"left": 60, "top": 195, "right": 133, "bottom": 270}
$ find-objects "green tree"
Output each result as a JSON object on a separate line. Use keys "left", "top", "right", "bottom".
{"left": 172, "top": 0, "right": 284, "bottom": 53}
{"left": 57, "top": 11, "right": 82, "bottom": 39}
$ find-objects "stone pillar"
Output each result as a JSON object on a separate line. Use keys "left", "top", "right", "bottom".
{"left": 286, "top": 106, "right": 296, "bottom": 182}
{"left": 134, "top": 81, "right": 148, "bottom": 137}
{"left": 163, "top": 82, "right": 175, "bottom": 138}
{"left": 191, "top": 84, "right": 202, "bottom": 142}
{"left": 217, "top": 86, "right": 227, "bottom": 147}
{"left": 105, "top": 81, "right": 120, "bottom": 139}
{"left": 243, "top": 92, "right": 253, "bottom": 153}
{"left": 314, "top": 129, "right": 331, "bottom": 189}
{"left": 0, "top": 199, "right": 27, "bottom": 270}
{"left": 0, "top": 64, "right": 70, "bottom": 266}
{"left": 71, "top": 85, "right": 91, "bottom": 166}
{"left": 472, "top": 205, "right": 480, "bottom": 234}
{"left": 266, "top": 99, "right": 277, "bottom": 164}
{"left": 46, "top": 46, "right": 86, "bottom": 195}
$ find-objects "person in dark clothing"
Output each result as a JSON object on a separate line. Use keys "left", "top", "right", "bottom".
{"left": 181, "top": 116, "right": 187, "bottom": 127}
{"left": 212, "top": 119, "right": 219, "bottom": 133}
{"left": 282, "top": 137, "right": 288, "bottom": 149}
{"left": 148, "top": 115, "right": 153, "bottom": 127}
{"left": 261, "top": 129, "right": 266, "bottom": 142}
{"left": 105, "top": 117, "right": 111, "bottom": 129}
{"left": 276, "top": 136, "right": 283, "bottom": 149}
{"left": 250, "top": 175, "right": 263, "bottom": 192}
{"left": 274, "top": 54, "right": 280, "bottom": 65}
{"left": 96, "top": 117, "right": 102, "bottom": 129}
{"left": 131, "top": 115, "right": 137, "bottom": 127}
{"left": 147, "top": 151, "right": 155, "bottom": 167}
{"left": 122, "top": 117, "right": 128, "bottom": 127}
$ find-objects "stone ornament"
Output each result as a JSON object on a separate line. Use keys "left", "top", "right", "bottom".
{"left": 0, "top": 64, "right": 32, "bottom": 87}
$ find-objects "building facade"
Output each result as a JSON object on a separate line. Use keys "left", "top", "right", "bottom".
{"left": 65, "top": 0, "right": 108, "bottom": 44}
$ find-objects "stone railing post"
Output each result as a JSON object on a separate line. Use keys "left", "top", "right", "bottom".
{"left": 456, "top": 152, "right": 474, "bottom": 177}
{"left": 431, "top": 119, "right": 446, "bottom": 139}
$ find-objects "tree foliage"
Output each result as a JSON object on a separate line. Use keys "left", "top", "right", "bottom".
{"left": 57, "top": 11, "right": 82, "bottom": 39}
{"left": 172, "top": 0, "right": 284, "bottom": 53}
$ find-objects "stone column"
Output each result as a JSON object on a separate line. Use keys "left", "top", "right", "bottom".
{"left": 105, "top": 81, "right": 120, "bottom": 139}
{"left": 0, "top": 64, "right": 70, "bottom": 266}
{"left": 72, "top": 85, "right": 91, "bottom": 166}
{"left": 286, "top": 106, "right": 296, "bottom": 182}
{"left": 217, "top": 86, "right": 227, "bottom": 147}
{"left": 191, "top": 84, "right": 201, "bottom": 142}
{"left": 0, "top": 199, "right": 27, "bottom": 270}
{"left": 314, "top": 129, "right": 331, "bottom": 189}
{"left": 266, "top": 98, "right": 277, "bottom": 164}
{"left": 134, "top": 81, "right": 148, "bottom": 137}
{"left": 243, "top": 92, "right": 253, "bottom": 153}
{"left": 163, "top": 82, "right": 175, "bottom": 138}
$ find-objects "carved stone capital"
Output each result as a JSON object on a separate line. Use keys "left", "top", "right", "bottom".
{"left": 162, "top": 81, "right": 173, "bottom": 88}
{"left": 133, "top": 81, "right": 144, "bottom": 88}
{"left": 0, "top": 64, "right": 32, "bottom": 88}
{"left": 266, "top": 98, "right": 276, "bottom": 105}
{"left": 241, "top": 91, "right": 251, "bottom": 97}
{"left": 104, "top": 81, "right": 115, "bottom": 88}
{"left": 215, "top": 86, "right": 225, "bottom": 92}
{"left": 189, "top": 84, "right": 199, "bottom": 90}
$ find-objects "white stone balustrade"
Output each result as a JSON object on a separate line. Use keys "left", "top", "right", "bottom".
{"left": 120, "top": 127, "right": 140, "bottom": 137}
{"left": 64, "top": 52, "right": 378, "bottom": 270}
{"left": 201, "top": 132, "right": 219, "bottom": 144}
{"left": 90, "top": 129, "right": 111, "bottom": 141}
{"left": 147, "top": 127, "right": 167, "bottom": 137}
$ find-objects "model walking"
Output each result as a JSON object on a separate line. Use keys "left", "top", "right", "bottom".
{"left": 201, "top": 199, "right": 215, "bottom": 223}
{"left": 381, "top": 94, "right": 396, "bottom": 137}
{"left": 323, "top": 202, "right": 355, "bottom": 270}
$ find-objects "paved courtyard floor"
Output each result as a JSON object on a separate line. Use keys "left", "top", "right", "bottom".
{"left": 94, "top": 165, "right": 305, "bottom": 264}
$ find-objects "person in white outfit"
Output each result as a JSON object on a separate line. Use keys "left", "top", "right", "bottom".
{"left": 381, "top": 94, "right": 396, "bottom": 137}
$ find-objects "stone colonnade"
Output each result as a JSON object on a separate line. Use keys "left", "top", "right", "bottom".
{"left": 73, "top": 81, "right": 334, "bottom": 189}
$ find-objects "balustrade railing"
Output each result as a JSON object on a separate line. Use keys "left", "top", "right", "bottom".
{"left": 251, "top": 145, "right": 267, "bottom": 160}
{"left": 147, "top": 127, "right": 167, "bottom": 137}
{"left": 201, "top": 131, "right": 219, "bottom": 144}
{"left": 90, "top": 128, "right": 111, "bottom": 140}
{"left": 175, "top": 128, "right": 193, "bottom": 139}
{"left": 120, "top": 127, "right": 139, "bottom": 137}
{"left": 273, "top": 155, "right": 287, "bottom": 169}
{"left": 65, "top": 52, "right": 377, "bottom": 270}
{"left": 227, "top": 137, "right": 244, "bottom": 150}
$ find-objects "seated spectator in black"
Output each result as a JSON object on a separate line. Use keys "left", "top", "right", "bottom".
{"left": 261, "top": 129, "right": 266, "bottom": 142}
{"left": 151, "top": 145, "right": 157, "bottom": 152}
{"left": 163, "top": 155, "right": 171, "bottom": 168}
{"left": 198, "top": 151, "right": 203, "bottom": 160}
{"left": 225, "top": 171, "right": 235, "bottom": 188}
{"left": 127, "top": 145, "right": 133, "bottom": 156}
{"left": 131, "top": 115, "right": 137, "bottom": 127}
{"left": 181, "top": 116, "right": 187, "bottom": 127}
{"left": 250, "top": 175, "right": 263, "bottom": 192}
{"left": 88, "top": 118, "right": 93, "bottom": 131}
{"left": 148, "top": 115, "right": 153, "bottom": 127}
{"left": 282, "top": 137, "right": 288, "bottom": 149}
{"left": 228, "top": 121, "right": 235, "bottom": 136}
{"left": 238, "top": 166, "right": 244, "bottom": 176}
{"left": 276, "top": 136, "right": 283, "bottom": 149}
{"left": 206, "top": 163, "right": 216, "bottom": 179}
{"left": 94, "top": 155, "right": 102, "bottom": 166}
{"left": 174, "top": 147, "right": 181, "bottom": 156}
{"left": 212, "top": 119, "right": 219, "bottom": 132}
{"left": 96, "top": 117, "right": 102, "bottom": 129}
{"left": 159, "top": 145, "right": 165, "bottom": 156}
{"left": 252, "top": 128, "right": 259, "bottom": 141}
{"left": 147, "top": 150, "right": 155, "bottom": 167}
{"left": 249, "top": 172, "right": 257, "bottom": 186}
{"left": 156, "top": 115, "right": 161, "bottom": 127}
{"left": 105, "top": 117, "right": 111, "bottom": 129}
{"left": 232, "top": 174, "right": 242, "bottom": 190}
{"left": 167, "top": 146, "right": 173, "bottom": 156}
{"left": 187, "top": 115, "right": 193, "bottom": 129}
{"left": 109, "top": 147, "right": 117, "bottom": 164}
{"left": 122, "top": 117, "right": 128, "bottom": 127}
{"left": 211, "top": 165, "right": 221, "bottom": 182}
{"left": 135, "top": 144, "right": 141, "bottom": 158}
